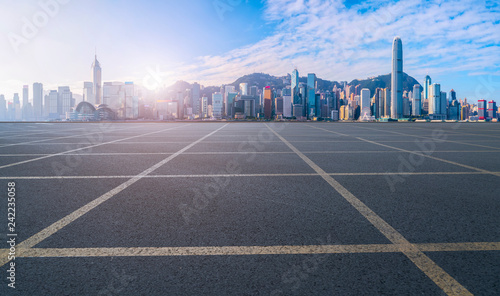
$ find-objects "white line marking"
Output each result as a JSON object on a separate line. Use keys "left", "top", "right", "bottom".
{"left": 0, "top": 171, "right": 496, "bottom": 180}
{"left": 0, "top": 125, "right": 142, "bottom": 148}
{"left": 307, "top": 125, "right": 500, "bottom": 178}
{"left": 0, "top": 123, "right": 229, "bottom": 268}
{"left": 0, "top": 150, "right": 498, "bottom": 157}
{"left": 0, "top": 124, "right": 191, "bottom": 170}
{"left": 266, "top": 124, "right": 473, "bottom": 296}
{"left": 3, "top": 242, "right": 498, "bottom": 259}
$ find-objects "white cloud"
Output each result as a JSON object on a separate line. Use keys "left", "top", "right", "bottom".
{"left": 176, "top": 0, "right": 500, "bottom": 93}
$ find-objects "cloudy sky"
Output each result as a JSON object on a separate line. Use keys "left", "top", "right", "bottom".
{"left": 0, "top": 0, "right": 499, "bottom": 103}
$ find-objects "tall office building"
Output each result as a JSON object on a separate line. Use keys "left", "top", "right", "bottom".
{"left": 429, "top": 83, "right": 441, "bottom": 116}
{"left": 383, "top": 88, "right": 391, "bottom": 117}
{"left": 13, "top": 93, "right": 21, "bottom": 120}
{"left": 487, "top": 100, "right": 497, "bottom": 119}
{"left": 92, "top": 55, "right": 102, "bottom": 105}
{"left": 307, "top": 73, "right": 316, "bottom": 118}
{"left": 360, "top": 88, "right": 371, "bottom": 118}
{"left": 291, "top": 69, "right": 300, "bottom": 105}
{"left": 391, "top": 37, "right": 403, "bottom": 119}
{"left": 239, "top": 83, "right": 248, "bottom": 96}
{"left": 46, "top": 90, "right": 59, "bottom": 119}
{"left": 264, "top": 86, "right": 273, "bottom": 119}
{"left": 403, "top": 97, "right": 410, "bottom": 117}
{"left": 33, "top": 83, "right": 43, "bottom": 119}
{"left": 424, "top": 75, "right": 432, "bottom": 100}
{"left": 226, "top": 92, "right": 237, "bottom": 118}
{"left": 440, "top": 91, "right": 447, "bottom": 119}
{"left": 212, "top": 92, "right": 223, "bottom": 119}
{"left": 192, "top": 82, "right": 201, "bottom": 116}
{"left": 412, "top": 84, "right": 421, "bottom": 116}
{"left": 449, "top": 89, "right": 456, "bottom": 102}
{"left": 83, "top": 82, "right": 94, "bottom": 105}
{"left": 22, "top": 85, "right": 29, "bottom": 107}
{"left": 58, "top": 86, "right": 73, "bottom": 116}
{"left": 201, "top": 97, "right": 208, "bottom": 118}
{"left": 0, "top": 95, "right": 6, "bottom": 120}
{"left": 177, "top": 91, "right": 184, "bottom": 119}
{"left": 375, "top": 88, "right": 383, "bottom": 119}
{"left": 478, "top": 100, "right": 487, "bottom": 120}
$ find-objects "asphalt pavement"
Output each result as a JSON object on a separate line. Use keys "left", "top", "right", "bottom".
{"left": 0, "top": 121, "right": 499, "bottom": 295}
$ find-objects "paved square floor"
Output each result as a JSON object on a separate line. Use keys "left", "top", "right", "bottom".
{"left": 0, "top": 122, "right": 499, "bottom": 295}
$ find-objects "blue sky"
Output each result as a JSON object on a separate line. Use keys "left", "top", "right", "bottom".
{"left": 0, "top": 0, "right": 499, "bottom": 104}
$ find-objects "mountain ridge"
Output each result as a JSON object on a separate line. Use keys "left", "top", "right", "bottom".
{"left": 165, "top": 72, "right": 422, "bottom": 98}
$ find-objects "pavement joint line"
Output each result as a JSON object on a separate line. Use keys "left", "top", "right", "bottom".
{"left": 0, "top": 124, "right": 191, "bottom": 170}
{"left": 307, "top": 125, "right": 500, "bottom": 178}
{"left": 0, "top": 124, "right": 144, "bottom": 149}
{"left": 6, "top": 140, "right": 499, "bottom": 145}
{"left": 0, "top": 125, "right": 88, "bottom": 140}
{"left": 1, "top": 242, "right": 499, "bottom": 259}
{"left": 0, "top": 123, "right": 229, "bottom": 268}
{"left": 1, "top": 171, "right": 497, "bottom": 180}
{"left": 351, "top": 124, "right": 500, "bottom": 151}
{"left": 0, "top": 150, "right": 498, "bottom": 157}
{"left": 401, "top": 124, "right": 500, "bottom": 140}
{"left": 266, "top": 123, "right": 473, "bottom": 296}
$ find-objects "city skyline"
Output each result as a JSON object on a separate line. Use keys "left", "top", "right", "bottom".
{"left": 0, "top": 0, "right": 499, "bottom": 104}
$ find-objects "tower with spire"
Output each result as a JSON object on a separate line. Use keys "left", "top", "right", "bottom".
{"left": 92, "top": 54, "right": 102, "bottom": 105}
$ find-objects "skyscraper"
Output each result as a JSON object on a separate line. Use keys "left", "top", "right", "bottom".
{"left": 264, "top": 86, "right": 273, "bottom": 120}
{"left": 383, "top": 88, "right": 391, "bottom": 117}
{"left": 412, "top": 84, "right": 422, "bottom": 116}
{"left": 429, "top": 83, "right": 441, "bottom": 116}
{"left": 33, "top": 83, "right": 43, "bottom": 119}
{"left": 212, "top": 92, "right": 223, "bottom": 119}
{"left": 201, "top": 97, "right": 208, "bottom": 118}
{"left": 0, "top": 95, "right": 6, "bottom": 120}
{"left": 46, "top": 90, "right": 59, "bottom": 119}
{"left": 192, "top": 82, "right": 201, "bottom": 116}
{"left": 307, "top": 73, "right": 316, "bottom": 118}
{"left": 83, "top": 82, "right": 94, "bottom": 105}
{"left": 478, "top": 100, "right": 486, "bottom": 120}
{"left": 424, "top": 75, "right": 432, "bottom": 100}
{"left": 92, "top": 55, "right": 102, "bottom": 105}
{"left": 239, "top": 83, "right": 248, "bottom": 96}
{"left": 58, "top": 86, "right": 73, "bottom": 117}
{"left": 13, "top": 93, "right": 21, "bottom": 120}
{"left": 22, "top": 85, "right": 29, "bottom": 107}
{"left": 487, "top": 101, "right": 497, "bottom": 119}
{"left": 391, "top": 37, "right": 403, "bottom": 119}
{"left": 291, "top": 69, "right": 300, "bottom": 105}
{"left": 360, "top": 88, "right": 371, "bottom": 119}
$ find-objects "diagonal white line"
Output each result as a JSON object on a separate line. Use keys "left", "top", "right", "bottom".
{"left": 0, "top": 171, "right": 496, "bottom": 180}
{"left": 0, "top": 123, "right": 229, "bottom": 268}
{"left": 266, "top": 124, "right": 473, "bottom": 296}
{"left": 0, "top": 124, "right": 145, "bottom": 148}
{"left": 0, "top": 124, "right": 190, "bottom": 170}
{"left": 307, "top": 124, "right": 500, "bottom": 178}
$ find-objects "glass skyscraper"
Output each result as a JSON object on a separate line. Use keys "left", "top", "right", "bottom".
{"left": 391, "top": 37, "right": 403, "bottom": 119}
